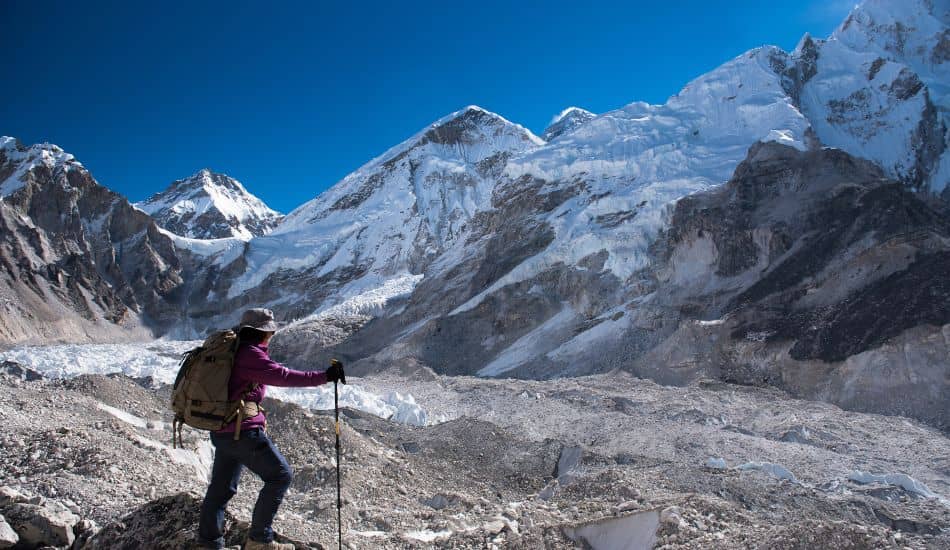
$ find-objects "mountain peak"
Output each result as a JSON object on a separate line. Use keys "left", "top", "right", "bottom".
{"left": 137, "top": 171, "right": 281, "bottom": 240}
{"left": 0, "top": 137, "right": 80, "bottom": 196}
{"left": 421, "top": 105, "right": 545, "bottom": 147}
{"left": 549, "top": 107, "right": 595, "bottom": 125}
{"left": 542, "top": 107, "right": 596, "bottom": 141}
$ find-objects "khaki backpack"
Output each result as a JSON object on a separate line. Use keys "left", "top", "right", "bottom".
{"left": 170, "top": 330, "right": 261, "bottom": 447}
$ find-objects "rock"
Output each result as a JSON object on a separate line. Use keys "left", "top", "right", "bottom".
{"left": 72, "top": 518, "right": 98, "bottom": 549}
{"left": 660, "top": 506, "right": 684, "bottom": 531}
{"left": 3, "top": 502, "right": 79, "bottom": 548}
{"left": 0, "top": 487, "right": 26, "bottom": 506}
{"left": 614, "top": 500, "right": 639, "bottom": 514}
{"left": 423, "top": 494, "right": 451, "bottom": 510}
{"left": 482, "top": 519, "right": 507, "bottom": 534}
{"left": 86, "top": 493, "right": 212, "bottom": 549}
{"left": 0, "top": 361, "right": 42, "bottom": 382}
{"left": 0, "top": 515, "right": 18, "bottom": 549}
{"left": 537, "top": 481, "right": 558, "bottom": 501}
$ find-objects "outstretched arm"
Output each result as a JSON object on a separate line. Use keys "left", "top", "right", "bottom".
{"left": 241, "top": 346, "right": 328, "bottom": 387}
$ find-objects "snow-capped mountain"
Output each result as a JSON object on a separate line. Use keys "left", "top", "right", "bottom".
{"left": 0, "top": 137, "right": 184, "bottom": 343}
{"left": 136, "top": 169, "right": 281, "bottom": 240}
{"left": 770, "top": 0, "right": 949, "bottom": 192}
{"left": 180, "top": 106, "right": 544, "bottom": 327}
{"left": 270, "top": 0, "right": 948, "bottom": 428}
{"left": 541, "top": 107, "right": 596, "bottom": 141}
{"left": 835, "top": 0, "right": 949, "bottom": 112}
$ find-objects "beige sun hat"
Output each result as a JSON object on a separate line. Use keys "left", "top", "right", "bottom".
{"left": 236, "top": 308, "right": 279, "bottom": 332}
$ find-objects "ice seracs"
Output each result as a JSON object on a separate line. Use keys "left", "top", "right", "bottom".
{"left": 136, "top": 168, "right": 282, "bottom": 240}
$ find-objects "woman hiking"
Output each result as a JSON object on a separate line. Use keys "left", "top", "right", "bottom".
{"left": 197, "top": 308, "right": 345, "bottom": 550}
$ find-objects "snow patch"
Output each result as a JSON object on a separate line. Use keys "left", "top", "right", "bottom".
{"left": 549, "top": 106, "right": 596, "bottom": 126}
{"left": 403, "top": 529, "right": 453, "bottom": 542}
{"left": 96, "top": 402, "right": 149, "bottom": 429}
{"left": 849, "top": 471, "right": 946, "bottom": 502}
{"left": 736, "top": 461, "right": 798, "bottom": 483}
{"left": 0, "top": 341, "right": 197, "bottom": 385}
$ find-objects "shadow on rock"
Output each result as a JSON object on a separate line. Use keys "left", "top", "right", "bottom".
{"left": 84, "top": 493, "right": 322, "bottom": 549}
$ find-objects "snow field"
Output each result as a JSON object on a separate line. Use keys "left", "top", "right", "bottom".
{"left": 0, "top": 341, "right": 436, "bottom": 427}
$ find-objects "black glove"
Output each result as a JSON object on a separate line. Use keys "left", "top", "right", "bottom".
{"left": 326, "top": 358, "right": 346, "bottom": 384}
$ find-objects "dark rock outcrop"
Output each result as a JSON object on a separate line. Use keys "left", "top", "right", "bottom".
{"left": 649, "top": 141, "right": 950, "bottom": 428}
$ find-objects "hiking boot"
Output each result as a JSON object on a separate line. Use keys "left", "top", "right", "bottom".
{"left": 244, "top": 540, "right": 295, "bottom": 550}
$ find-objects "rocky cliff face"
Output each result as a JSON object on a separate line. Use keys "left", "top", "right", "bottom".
{"left": 0, "top": 138, "right": 184, "bottom": 343}
{"left": 643, "top": 142, "right": 950, "bottom": 428}
{"left": 136, "top": 169, "right": 281, "bottom": 240}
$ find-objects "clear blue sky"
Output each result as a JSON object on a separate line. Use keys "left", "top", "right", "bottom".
{"left": 1, "top": 0, "right": 852, "bottom": 214}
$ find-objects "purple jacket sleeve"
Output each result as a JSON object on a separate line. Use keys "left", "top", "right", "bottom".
{"left": 242, "top": 345, "right": 328, "bottom": 387}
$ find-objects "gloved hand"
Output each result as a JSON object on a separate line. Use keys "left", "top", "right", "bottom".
{"left": 326, "top": 358, "right": 346, "bottom": 384}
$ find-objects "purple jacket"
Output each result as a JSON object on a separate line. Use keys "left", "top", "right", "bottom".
{"left": 216, "top": 342, "right": 328, "bottom": 433}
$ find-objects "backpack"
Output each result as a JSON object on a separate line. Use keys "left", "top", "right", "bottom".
{"left": 169, "top": 330, "right": 261, "bottom": 447}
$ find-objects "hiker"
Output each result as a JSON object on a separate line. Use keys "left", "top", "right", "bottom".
{"left": 196, "top": 308, "right": 345, "bottom": 550}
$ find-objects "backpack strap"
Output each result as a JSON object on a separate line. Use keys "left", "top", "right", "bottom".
{"left": 171, "top": 416, "right": 185, "bottom": 449}
{"left": 231, "top": 383, "right": 263, "bottom": 441}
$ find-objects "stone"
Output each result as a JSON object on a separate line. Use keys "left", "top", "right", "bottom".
{"left": 3, "top": 502, "right": 79, "bottom": 548}
{"left": 660, "top": 506, "right": 684, "bottom": 531}
{"left": 0, "top": 516, "right": 18, "bottom": 549}
{"left": 0, "top": 487, "right": 26, "bottom": 507}
{"left": 72, "top": 518, "right": 98, "bottom": 549}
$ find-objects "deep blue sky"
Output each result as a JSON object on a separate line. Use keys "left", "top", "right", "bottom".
{"left": 1, "top": 0, "right": 852, "bottom": 213}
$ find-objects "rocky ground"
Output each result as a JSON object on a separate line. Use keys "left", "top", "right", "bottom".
{"left": 0, "top": 363, "right": 948, "bottom": 549}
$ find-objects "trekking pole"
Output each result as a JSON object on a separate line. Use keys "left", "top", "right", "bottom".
{"left": 332, "top": 360, "right": 346, "bottom": 550}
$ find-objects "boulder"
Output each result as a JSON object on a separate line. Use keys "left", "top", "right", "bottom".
{"left": 0, "top": 515, "right": 18, "bottom": 549}
{"left": 3, "top": 501, "right": 79, "bottom": 548}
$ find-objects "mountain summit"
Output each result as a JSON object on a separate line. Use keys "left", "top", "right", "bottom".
{"left": 136, "top": 169, "right": 282, "bottom": 240}
{"left": 187, "top": 105, "right": 546, "bottom": 325}
{"left": 542, "top": 107, "right": 596, "bottom": 141}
